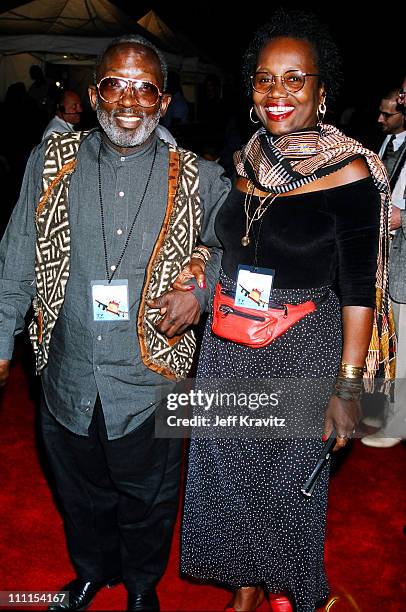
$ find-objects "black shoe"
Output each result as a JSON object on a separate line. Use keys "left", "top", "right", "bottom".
{"left": 127, "top": 588, "right": 160, "bottom": 611}
{"left": 48, "top": 576, "right": 121, "bottom": 610}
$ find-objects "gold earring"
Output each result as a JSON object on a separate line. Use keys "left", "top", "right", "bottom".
{"left": 317, "top": 97, "right": 327, "bottom": 125}
{"left": 249, "top": 106, "right": 260, "bottom": 124}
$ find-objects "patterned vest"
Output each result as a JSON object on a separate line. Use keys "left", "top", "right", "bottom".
{"left": 29, "top": 131, "right": 201, "bottom": 381}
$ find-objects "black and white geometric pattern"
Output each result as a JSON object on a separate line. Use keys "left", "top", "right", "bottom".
{"left": 141, "top": 146, "right": 201, "bottom": 380}
{"left": 29, "top": 131, "right": 89, "bottom": 373}
{"left": 30, "top": 134, "right": 201, "bottom": 380}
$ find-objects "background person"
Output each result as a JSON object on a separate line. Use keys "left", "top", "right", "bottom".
{"left": 0, "top": 82, "right": 42, "bottom": 233}
{"left": 42, "top": 89, "right": 83, "bottom": 140}
{"left": 160, "top": 70, "right": 189, "bottom": 129}
{"left": 363, "top": 84, "right": 406, "bottom": 448}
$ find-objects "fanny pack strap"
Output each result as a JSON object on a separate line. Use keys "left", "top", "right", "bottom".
{"left": 312, "top": 290, "right": 331, "bottom": 307}
{"left": 219, "top": 285, "right": 330, "bottom": 309}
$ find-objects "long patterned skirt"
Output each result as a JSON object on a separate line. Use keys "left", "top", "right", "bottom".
{"left": 181, "top": 271, "right": 342, "bottom": 612}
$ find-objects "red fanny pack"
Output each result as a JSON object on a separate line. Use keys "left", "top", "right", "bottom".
{"left": 212, "top": 283, "right": 318, "bottom": 348}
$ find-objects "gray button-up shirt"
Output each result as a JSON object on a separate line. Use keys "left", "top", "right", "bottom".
{"left": 0, "top": 130, "right": 230, "bottom": 438}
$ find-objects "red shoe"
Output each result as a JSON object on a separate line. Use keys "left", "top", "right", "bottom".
{"left": 269, "top": 593, "right": 293, "bottom": 612}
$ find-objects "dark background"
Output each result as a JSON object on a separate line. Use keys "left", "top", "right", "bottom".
{"left": 112, "top": 1, "right": 404, "bottom": 98}
{"left": 116, "top": 1, "right": 405, "bottom": 151}
{"left": 2, "top": 0, "right": 404, "bottom": 98}
{"left": 1, "top": 1, "right": 404, "bottom": 155}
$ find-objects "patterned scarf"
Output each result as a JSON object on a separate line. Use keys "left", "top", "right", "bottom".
{"left": 234, "top": 123, "right": 396, "bottom": 380}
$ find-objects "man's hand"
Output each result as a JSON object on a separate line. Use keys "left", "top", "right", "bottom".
{"left": 147, "top": 290, "right": 201, "bottom": 338}
{"left": 0, "top": 359, "right": 11, "bottom": 387}
{"left": 390, "top": 205, "right": 402, "bottom": 231}
{"left": 323, "top": 394, "right": 361, "bottom": 451}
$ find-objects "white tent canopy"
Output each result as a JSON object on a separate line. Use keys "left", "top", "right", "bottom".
{"left": 0, "top": 0, "right": 145, "bottom": 36}
{"left": 0, "top": 1, "right": 221, "bottom": 102}
{"left": 138, "top": 9, "right": 220, "bottom": 84}
{"left": 0, "top": 0, "right": 150, "bottom": 99}
{"left": 0, "top": 34, "right": 125, "bottom": 56}
{"left": 138, "top": 9, "right": 208, "bottom": 60}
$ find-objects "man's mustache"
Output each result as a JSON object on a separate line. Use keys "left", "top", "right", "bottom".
{"left": 111, "top": 109, "right": 145, "bottom": 117}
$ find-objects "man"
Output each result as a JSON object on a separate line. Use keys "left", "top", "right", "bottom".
{"left": 0, "top": 36, "right": 229, "bottom": 611}
{"left": 160, "top": 71, "right": 189, "bottom": 129}
{"left": 42, "top": 89, "right": 83, "bottom": 140}
{"left": 362, "top": 86, "right": 406, "bottom": 448}
{"left": 398, "top": 77, "right": 406, "bottom": 108}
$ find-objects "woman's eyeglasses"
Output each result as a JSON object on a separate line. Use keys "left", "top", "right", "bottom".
{"left": 97, "top": 77, "right": 162, "bottom": 107}
{"left": 251, "top": 70, "right": 319, "bottom": 94}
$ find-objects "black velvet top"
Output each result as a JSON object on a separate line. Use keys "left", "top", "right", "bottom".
{"left": 215, "top": 177, "right": 381, "bottom": 307}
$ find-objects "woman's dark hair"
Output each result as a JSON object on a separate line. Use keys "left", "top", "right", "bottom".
{"left": 242, "top": 8, "right": 343, "bottom": 102}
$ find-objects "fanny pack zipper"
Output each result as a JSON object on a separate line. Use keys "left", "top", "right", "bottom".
{"left": 219, "top": 304, "right": 266, "bottom": 321}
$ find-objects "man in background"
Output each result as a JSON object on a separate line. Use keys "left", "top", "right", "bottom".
{"left": 42, "top": 89, "right": 83, "bottom": 140}
{"left": 362, "top": 86, "right": 406, "bottom": 448}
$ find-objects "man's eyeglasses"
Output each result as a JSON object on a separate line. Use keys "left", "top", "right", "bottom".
{"left": 379, "top": 111, "right": 402, "bottom": 120}
{"left": 97, "top": 77, "right": 163, "bottom": 107}
{"left": 251, "top": 70, "right": 319, "bottom": 94}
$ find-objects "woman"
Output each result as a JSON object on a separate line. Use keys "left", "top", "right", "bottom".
{"left": 178, "top": 9, "right": 394, "bottom": 612}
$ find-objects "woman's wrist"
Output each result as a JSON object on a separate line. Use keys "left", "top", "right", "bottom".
{"left": 339, "top": 361, "right": 365, "bottom": 378}
{"left": 191, "top": 245, "right": 211, "bottom": 265}
{"left": 333, "top": 360, "right": 364, "bottom": 401}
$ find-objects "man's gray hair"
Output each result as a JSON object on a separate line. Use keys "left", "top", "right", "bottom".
{"left": 93, "top": 35, "right": 168, "bottom": 89}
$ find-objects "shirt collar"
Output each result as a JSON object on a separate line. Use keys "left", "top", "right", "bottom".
{"left": 393, "top": 131, "right": 406, "bottom": 149}
{"left": 55, "top": 115, "right": 74, "bottom": 130}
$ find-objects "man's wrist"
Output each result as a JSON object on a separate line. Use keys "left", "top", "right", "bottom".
{"left": 186, "top": 279, "right": 208, "bottom": 313}
{"left": 400, "top": 209, "right": 406, "bottom": 235}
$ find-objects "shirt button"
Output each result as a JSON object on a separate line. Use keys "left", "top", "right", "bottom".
{"left": 119, "top": 191, "right": 125, "bottom": 197}
{"left": 96, "top": 366, "right": 101, "bottom": 371}
{"left": 97, "top": 335, "right": 102, "bottom": 341}
{"left": 120, "top": 156, "right": 125, "bottom": 162}
{"left": 117, "top": 229, "right": 123, "bottom": 235}
{"left": 110, "top": 265, "right": 116, "bottom": 271}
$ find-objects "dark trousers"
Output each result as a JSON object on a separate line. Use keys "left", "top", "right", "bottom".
{"left": 40, "top": 397, "right": 182, "bottom": 592}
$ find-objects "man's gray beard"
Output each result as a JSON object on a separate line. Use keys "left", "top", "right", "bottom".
{"left": 96, "top": 100, "right": 160, "bottom": 147}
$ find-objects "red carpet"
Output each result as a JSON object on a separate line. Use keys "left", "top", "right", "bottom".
{"left": 0, "top": 349, "right": 405, "bottom": 611}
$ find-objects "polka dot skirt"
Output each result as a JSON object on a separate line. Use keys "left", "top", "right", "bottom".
{"left": 181, "top": 269, "right": 342, "bottom": 611}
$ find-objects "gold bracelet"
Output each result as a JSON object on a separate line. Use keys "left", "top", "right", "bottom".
{"left": 194, "top": 245, "right": 210, "bottom": 256}
{"left": 339, "top": 362, "right": 365, "bottom": 379}
{"left": 191, "top": 252, "right": 208, "bottom": 263}
{"left": 334, "top": 375, "right": 363, "bottom": 401}
{"left": 191, "top": 246, "right": 211, "bottom": 264}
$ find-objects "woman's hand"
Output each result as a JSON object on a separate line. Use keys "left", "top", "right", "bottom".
{"left": 172, "top": 258, "right": 207, "bottom": 292}
{"left": 323, "top": 394, "right": 362, "bottom": 451}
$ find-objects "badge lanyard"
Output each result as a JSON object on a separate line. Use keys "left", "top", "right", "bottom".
{"left": 97, "top": 140, "right": 157, "bottom": 283}
{"left": 235, "top": 193, "right": 275, "bottom": 311}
